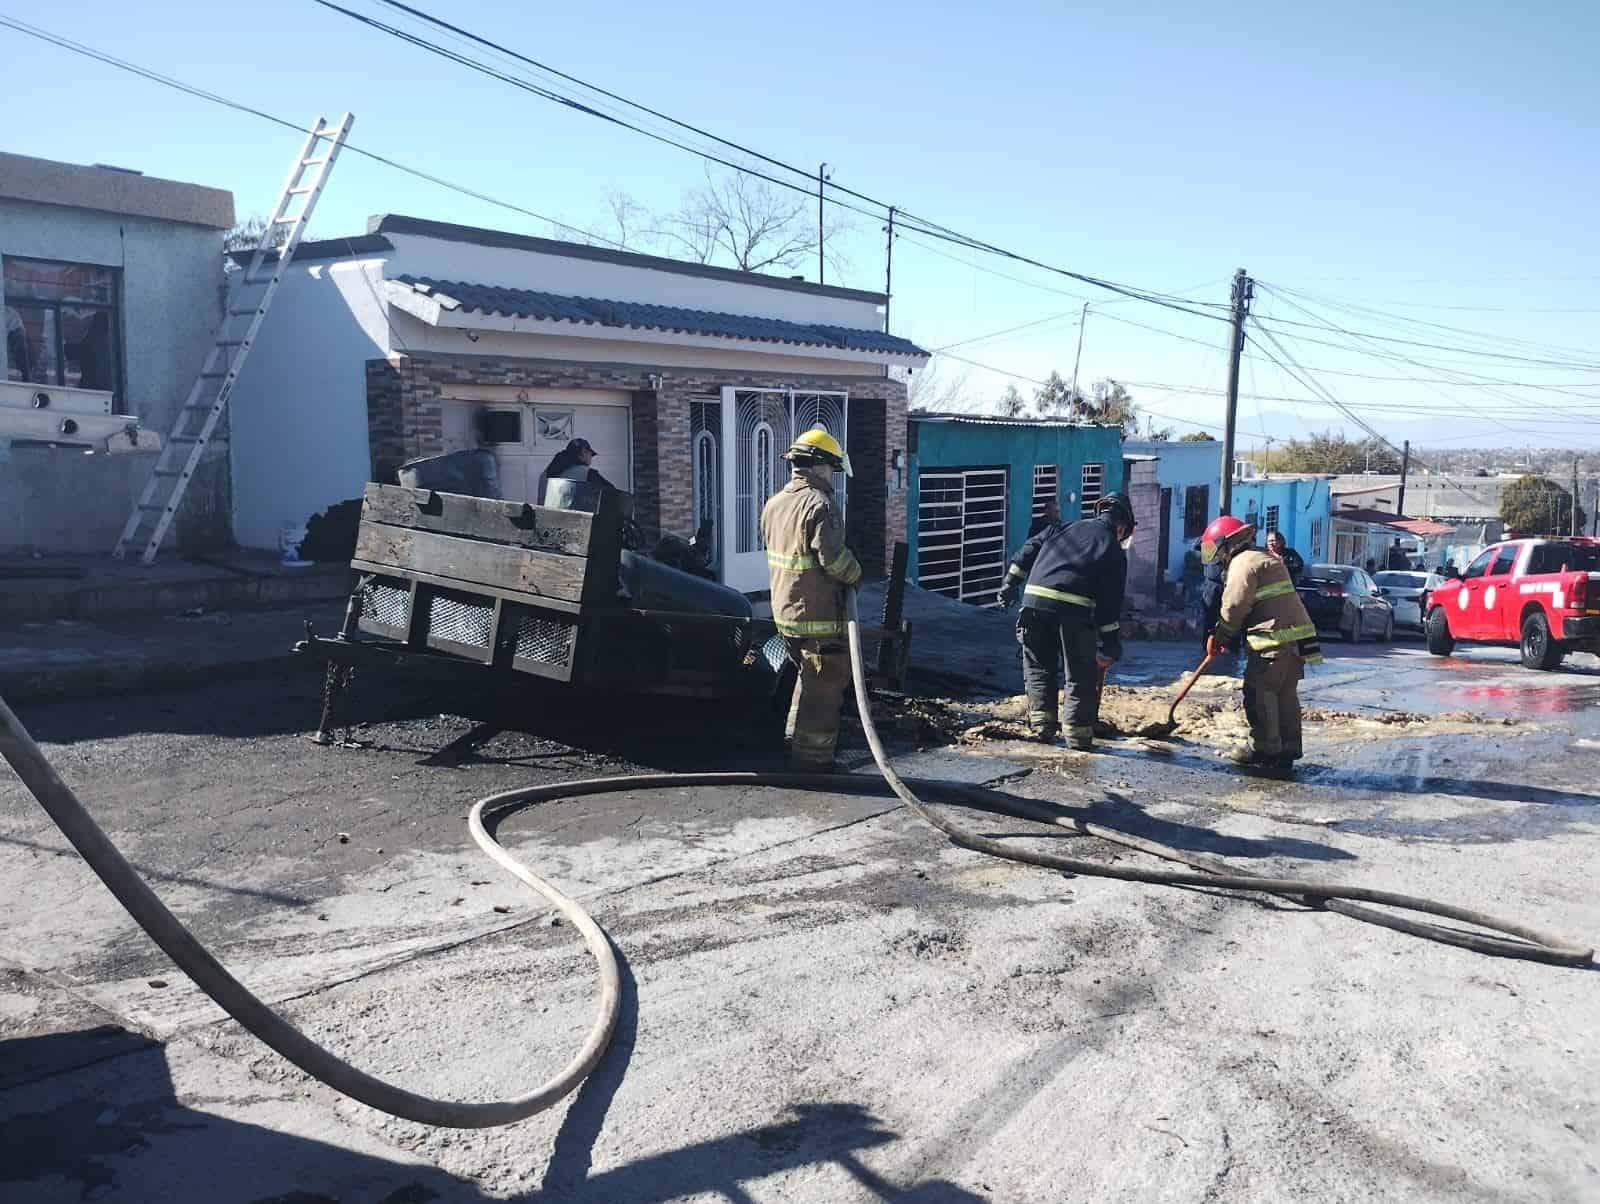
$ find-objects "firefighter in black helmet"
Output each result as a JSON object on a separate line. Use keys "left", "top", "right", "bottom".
{"left": 997, "top": 491, "right": 1135, "bottom": 749}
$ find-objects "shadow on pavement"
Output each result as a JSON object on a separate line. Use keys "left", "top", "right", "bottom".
{"left": 0, "top": 1029, "right": 473, "bottom": 1204}
{"left": 1080, "top": 792, "right": 1358, "bottom": 862}
{"left": 2, "top": 1025, "right": 984, "bottom": 1204}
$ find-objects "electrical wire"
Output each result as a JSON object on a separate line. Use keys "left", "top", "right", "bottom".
{"left": 311, "top": 0, "right": 1231, "bottom": 318}
{"left": 0, "top": 13, "right": 630, "bottom": 249}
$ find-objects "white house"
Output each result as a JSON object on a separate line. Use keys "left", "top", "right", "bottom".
{"left": 1, "top": 152, "right": 233, "bottom": 553}
{"left": 227, "top": 215, "right": 927, "bottom": 589}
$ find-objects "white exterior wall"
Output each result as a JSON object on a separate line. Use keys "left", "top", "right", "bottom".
{"left": 381, "top": 232, "right": 886, "bottom": 329}
{"left": 227, "top": 237, "right": 898, "bottom": 549}
{"left": 227, "top": 259, "right": 391, "bottom": 551}
{"left": 1124, "top": 440, "right": 1224, "bottom": 581}
{"left": 0, "top": 197, "right": 225, "bottom": 553}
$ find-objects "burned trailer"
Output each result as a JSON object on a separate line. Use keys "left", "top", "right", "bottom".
{"left": 297, "top": 483, "right": 911, "bottom": 739}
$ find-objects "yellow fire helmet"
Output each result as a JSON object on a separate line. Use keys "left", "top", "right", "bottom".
{"left": 783, "top": 427, "right": 852, "bottom": 477}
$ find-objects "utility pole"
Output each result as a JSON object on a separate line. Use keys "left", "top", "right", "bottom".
{"left": 817, "top": 163, "right": 830, "bottom": 285}
{"left": 883, "top": 207, "right": 896, "bottom": 332}
{"left": 1397, "top": 440, "right": 1411, "bottom": 516}
{"left": 1068, "top": 302, "right": 1090, "bottom": 413}
{"left": 1219, "top": 268, "right": 1254, "bottom": 516}
{"left": 1574, "top": 456, "right": 1581, "bottom": 537}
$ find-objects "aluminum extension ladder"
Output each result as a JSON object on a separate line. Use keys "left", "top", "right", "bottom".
{"left": 114, "top": 113, "right": 354, "bottom": 563}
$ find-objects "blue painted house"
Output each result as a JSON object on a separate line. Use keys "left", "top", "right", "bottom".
{"left": 907, "top": 414, "right": 1123, "bottom": 606}
{"left": 1229, "top": 474, "right": 1334, "bottom": 564}
{"left": 1122, "top": 439, "right": 1225, "bottom": 587}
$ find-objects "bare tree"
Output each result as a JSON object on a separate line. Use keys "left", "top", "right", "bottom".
{"left": 584, "top": 191, "right": 656, "bottom": 251}
{"left": 908, "top": 358, "right": 973, "bottom": 413}
{"left": 642, "top": 167, "right": 852, "bottom": 277}
{"left": 224, "top": 215, "right": 290, "bottom": 254}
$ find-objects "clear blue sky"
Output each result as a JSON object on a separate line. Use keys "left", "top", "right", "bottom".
{"left": 6, "top": 0, "right": 1599, "bottom": 455}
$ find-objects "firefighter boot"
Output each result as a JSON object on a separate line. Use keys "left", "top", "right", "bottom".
{"left": 1067, "top": 725, "right": 1094, "bottom": 752}
{"left": 1025, "top": 711, "right": 1059, "bottom": 744}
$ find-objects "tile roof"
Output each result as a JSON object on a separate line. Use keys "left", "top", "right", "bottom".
{"left": 392, "top": 275, "right": 927, "bottom": 358}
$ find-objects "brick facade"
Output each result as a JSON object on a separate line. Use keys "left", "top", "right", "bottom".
{"left": 365, "top": 354, "right": 909, "bottom": 577}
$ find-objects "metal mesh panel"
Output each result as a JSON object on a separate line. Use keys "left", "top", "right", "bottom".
{"left": 361, "top": 579, "right": 410, "bottom": 629}
{"left": 760, "top": 633, "right": 789, "bottom": 674}
{"left": 513, "top": 613, "right": 576, "bottom": 666}
{"left": 427, "top": 592, "right": 493, "bottom": 648}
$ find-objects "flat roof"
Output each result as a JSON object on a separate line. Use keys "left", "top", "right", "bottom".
{"left": 368, "top": 214, "right": 888, "bottom": 305}
{"left": 0, "top": 152, "right": 233, "bottom": 229}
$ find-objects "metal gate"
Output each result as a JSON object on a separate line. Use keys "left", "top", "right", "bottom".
{"left": 690, "top": 397, "right": 722, "bottom": 572}
{"left": 917, "top": 466, "right": 1009, "bottom": 606}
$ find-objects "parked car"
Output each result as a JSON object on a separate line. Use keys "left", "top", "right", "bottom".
{"left": 1373, "top": 569, "right": 1445, "bottom": 632}
{"left": 1297, "top": 563, "right": 1395, "bottom": 642}
{"left": 1425, "top": 537, "right": 1600, "bottom": 669}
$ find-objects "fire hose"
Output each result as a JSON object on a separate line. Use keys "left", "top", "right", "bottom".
{"left": 0, "top": 594, "right": 1591, "bottom": 1131}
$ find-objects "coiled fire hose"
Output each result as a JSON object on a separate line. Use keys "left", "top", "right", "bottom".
{"left": 0, "top": 597, "right": 1590, "bottom": 1130}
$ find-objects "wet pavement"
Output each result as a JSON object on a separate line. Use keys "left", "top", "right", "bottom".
{"left": 2, "top": 635, "right": 1597, "bottom": 1201}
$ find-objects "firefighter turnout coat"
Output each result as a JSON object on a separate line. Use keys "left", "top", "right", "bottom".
{"left": 1007, "top": 514, "right": 1127, "bottom": 656}
{"left": 1215, "top": 548, "right": 1323, "bottom": 661}
{"left": 761, "top": 468, "right": 863, "bottom": 638}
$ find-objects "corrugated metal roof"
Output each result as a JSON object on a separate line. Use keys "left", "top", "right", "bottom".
{"left": 909, "top": 411, "right": 1112, "bottom": 429}
{"left": 392, "top": 275, "right": 926, "bottom": 358}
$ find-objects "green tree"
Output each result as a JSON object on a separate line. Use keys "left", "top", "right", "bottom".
{"left": 1271, "top": 430, "right": 1401, "bottom": 474}
{"left": 1032, "top": 370, "right": 1075, "bottom": 418}
{"left": 1087, "top": 378, "right": 1142, "bottom": 436}
{"left": 1179, "top": 431, "right": 1216, "bottom": 442}
{"left": 998, "top": 383, "right": 1027, "bottom": 418}
{"left": 1500, "top": 474, "right": 1587, "bottom": 535}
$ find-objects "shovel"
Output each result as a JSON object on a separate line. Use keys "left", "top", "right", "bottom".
{"left": 1135, "top": 651, "right": 1217, "bottom": 738}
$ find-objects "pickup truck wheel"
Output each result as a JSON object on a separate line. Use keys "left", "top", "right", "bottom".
{"left": 1520, "top": 612, "right": 1564, "bottom": 671}
{"left": 1425, "top": 608, "right": 1454, "bottom": 656}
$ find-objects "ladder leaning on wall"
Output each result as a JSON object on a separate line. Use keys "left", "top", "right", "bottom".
{"left": 113, "top": 113, "right": 354, "bottom": 563}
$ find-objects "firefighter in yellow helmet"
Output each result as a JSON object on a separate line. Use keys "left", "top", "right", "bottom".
{"left": 760, "top": 428, "right": 862, "bottom": 772}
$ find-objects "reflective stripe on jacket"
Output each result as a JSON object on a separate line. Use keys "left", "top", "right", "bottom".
{"left": 760, "top": 469, "right": 862, "bottom": 639}
{"left": 1216, "top": 548, "right": 1323, "bottom": 662}
{"left": 1007, "top": 514, "right": 1127, "bottom": 654}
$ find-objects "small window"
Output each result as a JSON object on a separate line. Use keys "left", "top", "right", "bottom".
{"left": 1032, "top": 464, "right": 1059, "bottom": 518}
{"left": 1489, "top": 545, "right": 1519, "bottom": 577}
{"left": 1264, "top": 504, "right": 1281, "bottom": 534}
{"left": 1462, "top": 548, "right": 1497, "bottom": 580}
{"left": 1080, "top": 462, "right": 1104, "bottom": 512}
{"left": 1182, "top": 484, "right": 1209, "bottom": 539}
{"left": 4, "top": 256, "right": 121, "bottom": 399}
{"left": 477, "top": 409, "right": 522, "bottom": 444}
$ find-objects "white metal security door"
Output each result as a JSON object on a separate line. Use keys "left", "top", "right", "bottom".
{"left": 720, "top": 387, "right": 847, "bottom": 592}
{"left": 917, "top": 466, "right": 1009, "bottom": 606}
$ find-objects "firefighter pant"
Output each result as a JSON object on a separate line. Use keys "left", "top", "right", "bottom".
{"left": 785, "top": 637, "right": 851, "bottom": 770}
{"left": 1016, "top": 608, "right": 1100, "bottom": 741}
{"left": 1242, "top": 650, "right": 1304, "bottom": 760}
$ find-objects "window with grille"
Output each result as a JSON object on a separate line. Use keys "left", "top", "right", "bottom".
{"left": 917, "top": 466, "right": 1009, "bottom": 607}
{"left": 1265, "top": 504, "right": 1281, "bottom": 534}
{"left": 1182, "top": 485, "right": 1210, "bottom": 539}
{"left": 1031, "top": 464, "right": 1059, "bottom": 518}
{"left": 1079, "top": 462, "right": 1104, "bottom": 514}
{"left": 1309, "top": 518, "right": 1324, "bottom": 558}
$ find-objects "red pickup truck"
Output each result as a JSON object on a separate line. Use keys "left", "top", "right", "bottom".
{"left": 1425, "top": 537, "right": 1600, "bottom": 669}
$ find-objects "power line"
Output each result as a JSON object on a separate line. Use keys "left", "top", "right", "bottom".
{"left": 931, "top": 309, "right": 1083, "bottom": 353}
{"left": 314, "top": 0, "right": 1231, "bottom": 319}
{"left": 0, "top": 13, "right": 629, "bottom": 248}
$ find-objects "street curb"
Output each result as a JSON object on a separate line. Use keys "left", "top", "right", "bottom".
{"left": 0, "top": 651, "right": 320, "bottom": 705}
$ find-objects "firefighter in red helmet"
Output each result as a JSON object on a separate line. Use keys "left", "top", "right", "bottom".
{"left": 1200, "top": 515, "right": 1323, "bottom": 774}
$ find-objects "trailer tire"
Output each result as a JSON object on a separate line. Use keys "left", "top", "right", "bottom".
{"left": 1425, "top": 608, "right": 1454, "bottom": 656}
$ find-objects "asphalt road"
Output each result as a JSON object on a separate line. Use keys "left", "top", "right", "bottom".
{"left": 2, "top": 637, "right": 1597, "bottom": 1203}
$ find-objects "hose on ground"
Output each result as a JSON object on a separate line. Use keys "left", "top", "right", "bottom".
{"left": 837, "top": 591, "right": 1592, "bottom": 968}
{"left": 0, "top": 692, "right": 620, "bottom": 1128}
{"left": 0, "top": 602, "right": 1590, "bottom": 1135}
